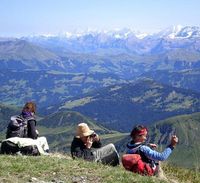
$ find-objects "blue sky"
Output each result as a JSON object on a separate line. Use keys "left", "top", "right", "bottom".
{"left": 0, "top": 0, "right": 200, "bottom": 37}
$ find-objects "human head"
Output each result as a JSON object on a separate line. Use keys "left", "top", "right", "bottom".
{"left": 76, "top": 123, "right": 95, "bottom": 144}
{"left": 76, "top": 123, "right": 94, "bottom": 138}
{"left": 130, "top": 125, "right": 148, "bottom": 143}
{"left": 22, "top": 102, "right": 36, "bottom": 114}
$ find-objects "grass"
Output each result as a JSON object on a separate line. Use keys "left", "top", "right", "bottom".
{"left": 0, "top": 154, "right": 166, "bottom": 183}
{"left": 163, "top": 163, "right": 200, "bottom": 183}
{"left": 0, "top": 154, "right": 199, "bottom": 183}
{"left": 60, "top": 97, "right": 94, "bottom": 109}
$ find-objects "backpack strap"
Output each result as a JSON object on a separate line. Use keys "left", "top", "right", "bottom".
{"left": 136, "top": 145, "right": 151, "bottom": 163}
{"left": 19, "top": 115, "right": 37, "bottom": 126}
{"left": 137, "top": 145, "right": 158, "bottom": 173}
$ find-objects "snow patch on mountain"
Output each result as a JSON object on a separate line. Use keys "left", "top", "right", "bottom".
{"left": 156, "top": 25, "right": 200, "bottom": 39}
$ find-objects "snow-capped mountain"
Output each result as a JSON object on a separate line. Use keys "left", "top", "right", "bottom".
{"left": 154, "top": 25, "right": 200, "bottom": 39}
{"left": 1, "top": 26, "right": 200, "bottom": 87}
{"left": 152, "top": 25, "right": 183, "bottom": 39}
{"left": 175, "top": 26, "right": 200, "bottom": 38}
{"left": 25, "top": 25, "right": 200, "bottom": 40}
{"left": 21, "top": 25, "right": 200, "bottom": 55}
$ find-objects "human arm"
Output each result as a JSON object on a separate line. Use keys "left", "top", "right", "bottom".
{"left": 91, "top": 134, "right": 102, "bottom": 148}
{"left": 140, "top": 145, "right": 173, "bottom": 161}
{"left": 27, "top": 120, "right": 38, "bottom": 139}
{"left": 140, "top": 135, "right": 178, "bottom": 161}
{"left": 84, "top": 134, "right": 102, "bottom": 148}
{"left": 71, "top": 138, "right": 95, "bottom": 161}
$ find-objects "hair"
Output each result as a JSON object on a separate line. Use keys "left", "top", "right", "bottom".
{"left": 22, "top": 102, "right": 36, "bottom": 114}
{"left": 130, "top": 125, "right": 148, "bottom": 139}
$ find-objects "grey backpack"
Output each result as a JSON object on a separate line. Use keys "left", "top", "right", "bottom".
{"left": 6, "top": 115, "right": 34, "bottom": 139}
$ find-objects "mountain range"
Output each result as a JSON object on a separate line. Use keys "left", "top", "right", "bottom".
{"left": 1, "top": 26, "right": 200, "bottom": 109}
{"left": 1, "top": 26, "right": 200, "bottom": 73}
{"left": 0, "top": 70, "right": 131, "bottom": 108}
{"left": 55, "top": 79, "right": 200, "bottom": 132}
{"left": 141, "top": 69, "right": 200, "bottom": 93}
{"left": 24, "top": 25, "right": 200, "bottom": 55}
{"left": 1, "top": 25, "right": 200, "bottom": 169}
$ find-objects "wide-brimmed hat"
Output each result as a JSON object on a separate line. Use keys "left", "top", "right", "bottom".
{"left": 76, "top": 123, "right": 94, "bottom": 138}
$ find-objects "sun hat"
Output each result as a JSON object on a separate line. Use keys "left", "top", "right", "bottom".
{"left": 76, "top": 123, "right": 94, "bottom": 138}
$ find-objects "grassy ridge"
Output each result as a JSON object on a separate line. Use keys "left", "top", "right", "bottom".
{"left": 38, "top": 125, "right": 127, "bottom": 152}
{"left": 149, "top": 112, "right": 200, "bottom": 168}
{"left": 37, "top": 110, "right": 129, "bottom": 151}
{"left": 0, "top": 154, "right": 199, "bottom": 183}
{"left": 0, "top": 103, "right": 20, "bottom": 131}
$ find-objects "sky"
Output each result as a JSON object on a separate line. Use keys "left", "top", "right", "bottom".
{"left": 0, "top": 0, "right": 200, "bottom": 37}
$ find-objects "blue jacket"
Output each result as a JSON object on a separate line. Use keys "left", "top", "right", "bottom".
{"left": 126, "top": 141, "right": 174, "bottom": 161}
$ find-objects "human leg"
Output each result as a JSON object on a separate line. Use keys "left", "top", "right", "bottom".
{"left": 37, "top": 136, "right": 49, "bottom": 152}
{"left": 92, "top": 143, "right": 119, "bottom": 166}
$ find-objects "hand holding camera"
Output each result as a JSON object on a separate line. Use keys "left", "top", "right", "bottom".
{"left": 148, "top": 143, "right": 157, "bottom": 149}
{"left": 90, "top": 133, "right": 100, "bottom": 142}
{"left": 85, "top": 136, "right": 93, "bottom": 149}
{"left": 170, "top": 135, "right": 178, "bottom": 147}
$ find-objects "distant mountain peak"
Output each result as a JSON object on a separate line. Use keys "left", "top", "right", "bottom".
{"left": 168, "top": 25, "right": 184, "bottom": 38}
{"left": 25, "top": 25, "right": 200, "bottom": 41}
{"left": 155, "top": 25, "right": 200, "bottom": 39}
{"left": 175, "top": 26, "right": 200, "bottom": 38}
{"left": 154, "top": 25, "right": 183, "bottom": 38}
{"left": 19, "top": 25, "right": 200, "bottom": 56}
{"left": 27, "top": 28, "right": 147, "bottom": 40}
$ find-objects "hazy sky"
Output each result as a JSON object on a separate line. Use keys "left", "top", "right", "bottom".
{"left": 0, "top": 0, "right": 200, "bottom": 37}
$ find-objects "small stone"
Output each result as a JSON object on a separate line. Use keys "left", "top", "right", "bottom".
{"left": 29, "top": 177, "right": 38, "bottom": 182}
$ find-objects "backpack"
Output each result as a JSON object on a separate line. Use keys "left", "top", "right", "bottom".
{"left": 1, "top": 140, "right": 40, "bottom": 156}
{"left": 6, "top": 115, "right": 35, "bottom": 139}
{"left": 122, "top": 154, "right": 155, "bottom": 176}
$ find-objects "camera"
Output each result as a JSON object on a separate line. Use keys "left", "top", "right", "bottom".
{"left": 90, "top": 133, "right": 96, "bottom": 138}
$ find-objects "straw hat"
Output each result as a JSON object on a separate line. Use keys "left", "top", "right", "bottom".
{"left": 76, "top": 123, "right": 94, "bottom": 138}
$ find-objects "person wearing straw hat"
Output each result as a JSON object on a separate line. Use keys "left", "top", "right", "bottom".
{"left": 71, "top": 123, "right": 119, "bottom": 166}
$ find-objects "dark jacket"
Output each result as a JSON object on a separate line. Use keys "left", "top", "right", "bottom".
{"left": 27, "top": 119, "right": 37, "bottom": 139}
{"left": 71, "top": 137, "right": 102, "bottom": 161}
{"left": 21, "top": 112, "right": 38, "bottom": 139}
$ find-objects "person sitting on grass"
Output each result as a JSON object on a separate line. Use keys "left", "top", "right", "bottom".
{"left": 1, "top": 101, "right": 49, "bottom": 155}
{"left": 122, "top": 125, "right": 178, "bottom": 176}
{"left": 71, "top": 122, "right": 119, "bottom": 166}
